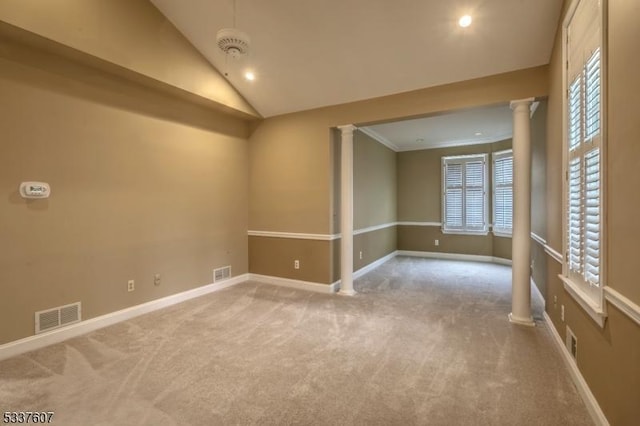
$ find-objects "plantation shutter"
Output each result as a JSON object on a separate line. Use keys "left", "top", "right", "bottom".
{"left": 443, "top": 155, "right": 487, "bottom": 233}
{"left": 493, "top": 151, "right": 513, "bottom": 234}
{"left": 568, "top": 157, "right": 582, "bottom": 274}
{"left": 465, "top": 160, "right": 485, "bottom": 231}
{"left": 565, "top": 0, "right": 602, "bottom": 289}
{"left": 444, "top": 163, "right": 463, "bottom": 229}
{"left": 584, "top": 149, "right": 600, "bottom": 284}
{"left": 585, "top": 50, "right": 601, "bottom": 141}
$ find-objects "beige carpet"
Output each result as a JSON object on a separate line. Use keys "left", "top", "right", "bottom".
{"left": 0, "top": 257, "right": 592, "bottom": 425}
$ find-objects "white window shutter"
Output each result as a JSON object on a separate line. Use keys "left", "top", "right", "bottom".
{"left": 565, "top": 0, "right": 602, "bottom": 294}
{"left": 444, "top": 163, "right": 463, "bottom": 229}
{"left": 584, "top": 148, "right": 600, "bottom": 285}
{"left": 568, "top": 75, "right": 582, "bottom": 152}
{"left": 568, "top": 157, "right": 583, "bottom": 274}
{"left": 442, "top": 155, "right": 487, "bottom": 233}
{"left": 465, "top": 160, "right": 485, "bottom": 230}
{"left": 585, "top": 49, "right": 601, "bottom": 141}
{"left": 493, "top": 152, "right": 513, "bottom": 234}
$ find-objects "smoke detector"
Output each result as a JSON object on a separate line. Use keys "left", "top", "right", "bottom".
{"left": 216, "top": 28, "right": 250, "bottom": 59}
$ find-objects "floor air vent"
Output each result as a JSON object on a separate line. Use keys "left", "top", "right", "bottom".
{"left": 35, "top": 302, "right": 81, "bottom": 334}
{"left": 213, "top": 266, "right": 232, "bottom": 282}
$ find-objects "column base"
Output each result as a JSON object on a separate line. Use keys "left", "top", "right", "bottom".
{"left": 509, "top": 313, "right": 535, "bottom": 327}
{"left": 338, "top": 288, "right": 357, "bottom": 296}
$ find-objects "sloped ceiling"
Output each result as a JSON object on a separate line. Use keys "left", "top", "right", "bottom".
{"left": 150, "top": 0, "right": 562, "bottom": 118}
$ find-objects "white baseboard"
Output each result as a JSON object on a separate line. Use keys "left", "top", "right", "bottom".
{"left": 354, "top": 251, "right": 397, "bottom": 279}
{"left": 531, "top": 278, "right": 546, "bottom": 308}
{"left": 491, "top": 257, "right": 513, "bottom": 266}
{"left": 251, "top": 252, "right": 398, "bottom": 293}
{"left": 543, "top": 312, "right": 609, "bottom": 426}
{"left": 397, "top": 250, "right": 512, "bottom": 266}
{"left": 249, "top": 274, "right": 339, "bottom": 294}
{"left": 0, "top": 274, "right": 249, "bottom": 362}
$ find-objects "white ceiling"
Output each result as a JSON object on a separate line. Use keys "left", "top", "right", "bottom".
{"left": 150, "top": 0, "right": 562, "bottom": 118}
{"left": 361, "top": 104, "right": 516, "bottom": 151}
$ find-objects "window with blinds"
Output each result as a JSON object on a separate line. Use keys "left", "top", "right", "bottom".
{"left": 564, "top": 0, "right": 603, "bottom": 304}
{"left": 442, "top": 154, "right": 488, "bottom": 234}
{"left": 493, "top": 150, "right": 513, "bottom": 235}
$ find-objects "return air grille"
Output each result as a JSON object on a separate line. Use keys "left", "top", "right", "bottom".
{"left": 213, "top": 266, "right": 232, "bottom": 283}
{"left": 566, "top": 326, "right": 578, "bottom": 361}
{"left": 35, "top": 302, "right": 82, "bottom": 334}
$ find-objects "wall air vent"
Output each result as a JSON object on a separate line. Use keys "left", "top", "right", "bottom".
{"left": 35, "top": 302, "right": 82, "bottom": 334}
{"left": 566, "top": 326, "right": 578, "bottom": 361}
{"left": 213, "top": 266, "right": 232, "bottom": 283}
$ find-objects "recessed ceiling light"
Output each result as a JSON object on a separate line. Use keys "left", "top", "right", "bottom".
{"left": 244, "top": 71, "right": 255, "bottom": 81}
{"left": 459, "top": 15, "right": 472, "bottom": 28}
{"left": 475, "top": 132, "right": 482, "bottom": 136}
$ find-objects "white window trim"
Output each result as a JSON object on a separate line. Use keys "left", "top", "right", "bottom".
{"left": 492, "top": 149, "right": 513, "bottom": 237}
{"left": 441, "top": 153, "right": 489, "bottom": 235}
{"left": 561, "top": 0, "right": 608, "bottom": 327}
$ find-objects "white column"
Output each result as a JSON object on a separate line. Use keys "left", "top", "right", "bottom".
{"left": 509, "top": 98, "right": 535, "bottom": 326}
{"left": 338, "top": 124, "right": 356, "bottom": 296}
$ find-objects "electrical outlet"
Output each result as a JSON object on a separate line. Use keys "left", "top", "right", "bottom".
{"left": 294, "top": 260, "right": 300, "bottom": 269}
{"left": 561, "top": 304, "right": 565, "bottom": 322}
{"left": 127, "top": 280, "right": 135, "bottom": 292}
{"left": 553, "top": 295, "right": 558, "bottom": 308}
{"left": 359, "top": 251, "right": 363, "bottom": 260}
{"left": 434, "top": 239, "right": 439, "bottom": 246}
{"left": 154, "top": 273, "right": 161, "bottom": 286}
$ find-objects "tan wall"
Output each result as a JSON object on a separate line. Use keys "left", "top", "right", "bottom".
{"left": 0, "top": 0, "right": 258, "bottom": 118}
{"left": 543, "top": 1, "right": 640, "bottom": 424}
{"left": 396, "top": 150, "right": 441, "bottom": 223}
{"left": 250, "top": 66, "right": 548, "bottom": 235}
{"left": 398, "top": 142, "right": 505, "bottom": 222}
{"left": 397, "top": 141, "right": 512, "bottom": 260}
{"left": 530, "top": 100, "right": 548, "bottom": 298}
{"left": 353, "top": 227, "right": 397, "bottom": 278}
{"left": 530, "top": 240, "right": 548, "bottom": 300}
{"left": 249, "top": 68, "right": 545, "bottom": 282}
{"left": 398, "top": 226, "right": 492, "bottom": 257}
{"left": 531, "top": 101, "right": 548, "bottom": 239}
{"left": 0, "top": 41, "right": 249, "bottom": 345}
{"left": 353, "top": 131, "right": 397, "bottom": 229}
{"left": 545, "top": 10, "right": 566, "bottom": 254}
{"left": 546, "top": 261, "right": 640, "bottom": 426}
{"left": 249, "top": 238, "right": 332, "bottom": 284}
{"left": 492, "top": 235, "right": 513, "bottom": 261}
{"left": 249, "top": 129, "right": 398, "bottom": 285}
{"left": 607, "top": 0, "right": 640, "bottom": 305}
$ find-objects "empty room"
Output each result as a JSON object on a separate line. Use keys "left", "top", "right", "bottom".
{"left": 1, "top": 1, "right": 638, "bottom": 425}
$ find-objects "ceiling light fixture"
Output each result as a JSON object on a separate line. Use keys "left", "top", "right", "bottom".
{"left": 475, "top": 132, "right": 482, "bottom": 136}
{"left": 244, "top": 71, "right": 255, "bottom": 81}
{"left": 459, "top": 15, "right": 472, "bottom": 28}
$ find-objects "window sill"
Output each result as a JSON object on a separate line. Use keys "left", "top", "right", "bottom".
{"left": 492, "top": 231, "right": 512, "bottom": 238}
{"left": 442, "top": 229, "right": 489, "bottom": 236}
{"left": 558, "top": 274, "right": 607, "bottom": 328}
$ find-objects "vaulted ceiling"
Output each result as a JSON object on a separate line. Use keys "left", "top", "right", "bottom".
{"left": 150, "top": 0, "right": 562, "bottom": 119}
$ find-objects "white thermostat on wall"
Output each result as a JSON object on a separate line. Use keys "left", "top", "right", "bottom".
{"left": 20, "top": 182, "right": 51, "bottom": 199}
